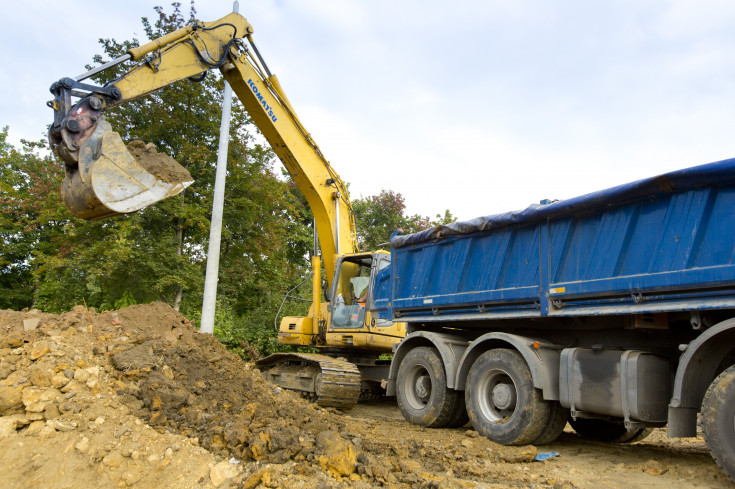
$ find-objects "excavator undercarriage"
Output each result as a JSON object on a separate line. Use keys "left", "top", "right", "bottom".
{"left": 255, "top": 353, "right": 362, "bottom": 409}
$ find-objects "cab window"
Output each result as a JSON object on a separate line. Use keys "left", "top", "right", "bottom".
{"left": 331, "top": 256, "right": 372, "bottom": 328}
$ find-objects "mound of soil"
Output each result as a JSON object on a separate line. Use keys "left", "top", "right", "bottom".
{"left": 127, "top": 140, "right": 192, "bottom": 184}
{"left": 0, "top": 303, "right": 731, "bottom": 489}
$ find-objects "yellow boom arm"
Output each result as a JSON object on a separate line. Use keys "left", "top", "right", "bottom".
{"left": 48, "top": 13, "right": 357, "bottom": 285}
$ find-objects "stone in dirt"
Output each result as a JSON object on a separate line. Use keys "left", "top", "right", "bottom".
{"left": 0, "top": 386, "right": 23, "bottom": 415}
{"left": 29, "top": 342, "right": 50, "bottom": 361}
{"left": 0, "top": 414, "right": 29, "bottom": 438}
{"left": 21, "top": 387, "right": 59, "bottom": 413}
{"left": 643, "top": 459, "right": 669, "bottom": 475}
{"left": 315, "top": 430, "right": 358, "bottom": 476}
{"left": 210, "top": 460, "right": 241, "bottom": 487}
{"left": 494, "top": 444, "right": 537, "bottom": 463}
{"left": 242, "top": 468, "right": 274, "bottom": 489}
{"left": 23, "top": 318, "right": 40, "bottom": 331}
{"left": 110, "top": 340, "right": 160, "bottom": 371}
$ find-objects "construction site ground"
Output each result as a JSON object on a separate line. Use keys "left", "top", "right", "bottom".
{"left": 0, "top": 302, "right": 731, "bottom": 489}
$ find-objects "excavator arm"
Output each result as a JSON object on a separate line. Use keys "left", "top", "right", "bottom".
{"left": 49, "top": 12, "right": 356, "bottom": 283}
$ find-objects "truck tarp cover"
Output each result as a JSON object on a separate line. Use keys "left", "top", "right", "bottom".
{"left": 390, "top": 157, "right": 735, "bottom": 249}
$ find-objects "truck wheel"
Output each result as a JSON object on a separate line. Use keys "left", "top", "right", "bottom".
{"left": 702, "top": 364, "right": 735, "bottom": 483}
{"left": 396, "top": 346, "right": 463, "bottom": 428}
{"left": 532, "top": 401, "right": 569, "bottom": 445}
{"left": 569, "top": 417, "right": 650, "bottom": 443}
{"left": 616, "top": 427, "right": 652, "bottom": 443}
{"left": 465, "top": 349, "right": 550, "bottom": 446}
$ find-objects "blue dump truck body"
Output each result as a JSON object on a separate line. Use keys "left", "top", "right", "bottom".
{"left": 387, "top": 158, "right": 735, "bottom": 321}
{"left": 377, "top": 159, "right": 735, "bottom": 480}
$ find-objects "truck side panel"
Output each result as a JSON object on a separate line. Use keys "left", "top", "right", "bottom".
{"left": 390, "top": 162, "right": 735, "bottom": 322}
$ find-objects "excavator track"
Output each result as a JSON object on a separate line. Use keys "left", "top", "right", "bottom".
{"left": 255, "top": 353, "right": 361, "bottom": 409}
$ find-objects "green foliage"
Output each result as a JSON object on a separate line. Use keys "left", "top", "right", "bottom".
{"left": 191, "top": 293, "right": 312, "bottom": 361}
{"left": 0, "top": 127, "right": 69, "bottom": 310}
{"left": 352, "top": 189, "right": 455, "bottom": 251}
{"left": 113, "top": 291, "right": 138, "bottom": 311}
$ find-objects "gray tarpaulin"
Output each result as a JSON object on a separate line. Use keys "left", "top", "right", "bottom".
{"left": 391, "top": 157, "right": 735, "bottom": 249}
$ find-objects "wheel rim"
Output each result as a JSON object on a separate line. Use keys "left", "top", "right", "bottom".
{"left": 402, "top": 363, "right": 432, "bottom": 410}
{"left": 477, "top": 367, "right": 517, "bottom": 422}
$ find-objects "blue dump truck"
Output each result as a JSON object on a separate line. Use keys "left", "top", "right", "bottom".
{"left": 372, "top": 158, "right": 735, "bottom": 481}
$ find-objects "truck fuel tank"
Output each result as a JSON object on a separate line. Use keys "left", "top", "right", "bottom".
{"left": 559, "top": 348, "right": 671, "bottom": 423}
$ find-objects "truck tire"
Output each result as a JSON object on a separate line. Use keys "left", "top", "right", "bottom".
{"left": 396, "top": 346, "right": 463, "bottom": 428}
{"left": 532, "top": 401, "right": 569, "bottom": 445}
{"left": 465, "top": 349, "right": 550, "bottom": 446}
{"left": 702, "top": 364, "right": 735, "bottom": 483}
{"left": 569, "top": 417, "right": 650, "bottom": 443}
{"left": 616, "top": 427, "right": 653, "bottom": 443}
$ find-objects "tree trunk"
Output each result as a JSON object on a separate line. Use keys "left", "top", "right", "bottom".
{"left": 173, "top": 287, "right": 183, "bottom": 312}
{"left": 30, "top": 260, "right": 39, "bottom": 308}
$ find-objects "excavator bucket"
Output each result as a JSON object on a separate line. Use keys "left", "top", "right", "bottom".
{"left": 61, "top": 121, "right": 193, "bottom": 220}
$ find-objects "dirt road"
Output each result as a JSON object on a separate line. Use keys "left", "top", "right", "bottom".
{"left": 347, "top": 400, "right": 731, "bottom": 488}
{"left": 0, "top": 303, "right": 732, "bottom": 488}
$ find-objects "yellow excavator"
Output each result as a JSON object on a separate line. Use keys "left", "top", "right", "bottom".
{"left": 48, "top": 12, "right": 406, "bottom": 408}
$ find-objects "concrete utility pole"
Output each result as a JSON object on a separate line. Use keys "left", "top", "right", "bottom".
{"left": 201, "top": 1, "right": 239, "bottom": 334}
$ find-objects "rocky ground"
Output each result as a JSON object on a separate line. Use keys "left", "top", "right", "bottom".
{"left": 0, "top": 303, "right": 732, "bottom": 488}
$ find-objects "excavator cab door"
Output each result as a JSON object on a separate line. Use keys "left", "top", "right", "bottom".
{"left": 368, "top": 254, "right": 395, "bottom": 328}
{"left": 328, "top": 255, "right": 373, "bottom": 330}
{"left": 326, "top": 253, "right": 404, "bottom": 350}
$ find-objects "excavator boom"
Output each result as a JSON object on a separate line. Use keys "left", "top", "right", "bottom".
{"left": 48, "top": 12, "right": 355, "bottom": 281}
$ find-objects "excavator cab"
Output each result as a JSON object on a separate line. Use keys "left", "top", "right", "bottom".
{"left": 327, "top": 253, "right": 399, "bottom": 336}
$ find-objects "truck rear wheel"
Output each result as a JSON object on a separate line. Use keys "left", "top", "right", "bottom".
{"left": 465, "top": 349, "right": 550, "bottom": 446}
{"left": 532, "top": 401, "right": 569, "bottom": 445}
{"left": 396, "top": 346, "right": 463, "bottom": 428}
{"left": 702, "top": 364, "right": 735, "bottom": 483}
{"left": 569, "top": 417, "right": 651, "bottom": 443}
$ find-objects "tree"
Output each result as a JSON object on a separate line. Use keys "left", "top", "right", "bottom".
{"left": 0, "top": 128, "right": 69, "bottom": 309}
{"left": 352, "top": 189, "right": 455, "bottom": 251}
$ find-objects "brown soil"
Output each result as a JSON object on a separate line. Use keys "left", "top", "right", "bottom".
{"left": 126, "top": 140, "right": 192, "bottom": 184}
{"left": 0, "top": 303, "right": 732, "bottom": 488}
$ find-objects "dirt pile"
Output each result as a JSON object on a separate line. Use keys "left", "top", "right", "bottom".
{"left": 0, "top": 303, "right": 732, "bottom": 489}
{"left": 127, "top": 140, "right": 192, "bottom": 183}
{"left": 0, "top": 304, "right": 352, "bottom": 488}
{"left": 1, "top": 303, "right": 486, "bottom": 488}
{"left": 0, "top": 304, "right": 218, "bottom": 488}
{"left": 107, "top": 317, "right": 342, "bottom": 465}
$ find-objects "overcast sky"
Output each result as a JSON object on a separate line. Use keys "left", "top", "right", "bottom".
{"left": 3, "top": 0, "right": 735, "bottom": 221}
